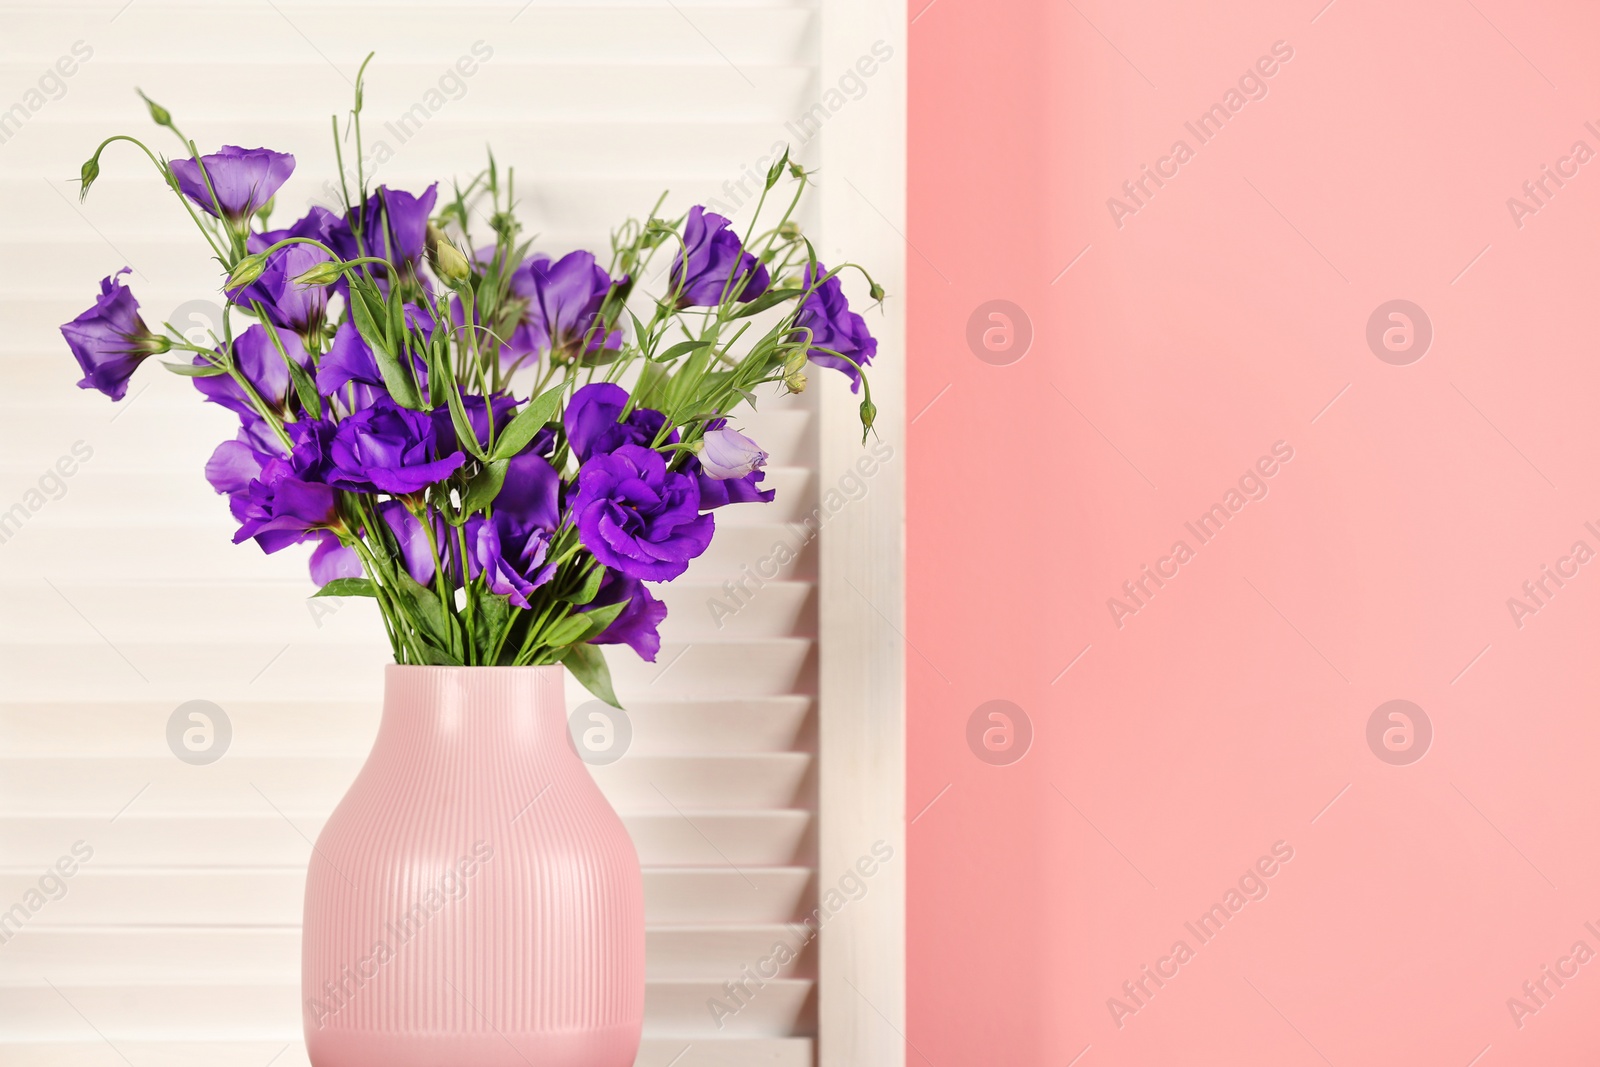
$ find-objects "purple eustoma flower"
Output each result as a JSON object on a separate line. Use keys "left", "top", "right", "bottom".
{"left": 378, "top": 500, "right": 441, "bottom": 587}
{"left": 205, "top": 426, "right": 359, "bottom": 586}
{"left": 505, "top": 251, "right": 624, "bottom": 363}
{"left": 695, "top": 467, "right": 775, "bottom": 509}
{"left": 460, "top": 451, "right": 563, "bottom": 608}
{"left": 308, "top": 533, "right": 362, "bottom": 586}
{"left": 231, "top": 458, "right": 340, "bottom": 552}
{"left": 572, "top": 444, "right": 714, "bottom": 581}
{"left": 193, "top": 324, "right": 311, "bottom": 417}
{"left": 432, "top": 392, "right": 519, "bottom": 457}
{"left": 465, "top": 515, "right": 556, "bottom": 610}
{"left": 698, "top": 426, "right": 767, "bottom": 480}
{"left": 689, "top": 418, "right": 775, "bottom": 509}
{"left": 207, "top": 417, "right": 325, "bottom": 509}
{"left": 169, "top": 146, "right": 295, "bottom": 223}
{"left": 588, "top": 570, "right": 668, "bottom": 662}
{"left": 496, "top": 451, "right": 563, "bottom": 534}
{"left": 316, "top": 323, "right": 376, "bottom": 394}
{"left": 564, "top": 383, "right": 673, "bottom": 462}
{"left": 329, "top": 184, "right": 438, "bottom": 279}
{"left": 794, "top": 263, "right": 877, "bottom": 392}
{"left": 317, "top": 322, "right": 435, "bottom": 413}
{"left": 204, "top": 431, "right": 279, "bottom": 522}
{"left": 671, "top": 206, "right": 770, "bottom": 308}
{"left": 60, "top": 269, "right": 166, "bottom": 401}
{"left": 326, "top": 398, "right": 466, "bottom": 495}
{"left": 232, "top": 207, "right": 340, "bottom": 339}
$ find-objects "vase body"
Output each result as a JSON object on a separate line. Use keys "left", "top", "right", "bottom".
{"left": 302, "top": 665, "right": 644, "bottom": 1067}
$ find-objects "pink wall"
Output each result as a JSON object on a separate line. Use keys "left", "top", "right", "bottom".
{"left": 908, "top": 1, "right": 1600, "bottom": 1063}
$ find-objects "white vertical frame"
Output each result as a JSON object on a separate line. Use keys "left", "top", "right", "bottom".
{"left": 817, "top": 0, "right": 906, "bottom": 1064}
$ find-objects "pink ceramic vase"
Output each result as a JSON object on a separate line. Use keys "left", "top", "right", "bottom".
{"left": 301, "top": 665, "right": 644, "bottom": 1067}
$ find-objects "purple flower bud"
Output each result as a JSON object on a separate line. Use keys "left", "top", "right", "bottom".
{"left": 697, "top": 427, "right": 767, "bottom": 480}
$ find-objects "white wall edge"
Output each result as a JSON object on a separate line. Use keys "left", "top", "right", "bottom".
{"left": 816, "top": 0, "right": 907, "bottom": 1063}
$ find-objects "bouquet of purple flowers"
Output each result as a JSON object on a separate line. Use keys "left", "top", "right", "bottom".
{"left": 60, "top": 63, "right": 880, "bottom": 704}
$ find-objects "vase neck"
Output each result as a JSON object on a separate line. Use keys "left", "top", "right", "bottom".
{"left": 378, "top": 665, "right": 572, "bottom": 756}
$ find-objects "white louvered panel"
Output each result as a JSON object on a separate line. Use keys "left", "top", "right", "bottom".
{"left": 0, "top": 3, "right": 824, "bottom": 1065}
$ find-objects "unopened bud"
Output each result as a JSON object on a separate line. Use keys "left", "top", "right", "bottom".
{"left": 785, "top": 370, "right": 808, "bottom": 393}
{"left": 78, "top": 156, "right": 100, "bottom": 202}
{"left": 294, "top": 260, "right": 346, "bottom": 287}
{"left": 137, "top": 89, "right": 173, "bottom": 128}
{"left": 869, "top": 281, "right": 886, "bottom": 302}
{"left": 227, "top": 252, "right": 269, "bottom": 288}
{"left": 779, "top": 221, "right": 801, "bottom": 239}
{"left": 426, "top": 223, "right": 471, "bottom": 286}
{"left": 859, "top": 397, "right": 877, "bottom": 433}
{"left": 783, "top": 349, "right": 809, "bottom": 376}
{"left": 788, "top": 160, "right": 806, "bottom": 181}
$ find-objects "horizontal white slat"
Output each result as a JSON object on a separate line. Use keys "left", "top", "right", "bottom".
{"left": 0, "top": 580, "right": 814, "bottom": 642}
{"left": 0, "top": 867, "right": 814, "bottom": 925}
{"left": 0, "top": 923, "right": 812, "bottom": 981}
{"left": 0, "top": 697, "right": 813, "bottom": 756}
{"left": 0, "top": 638, "right": 814, "bottom": 701}
{"left": 0, "top": 977, "right": 814, "bottom": 1039}
{"left": 0, "top": 754, "right": 811, "bottom": 813}
{"left": 26, "top": 70, "right": 814, "bottom": 125}
{"left": 1, "top": 4, "right": 813, "bottom": 62}
{"left": 0, "top": 1037, "right": 814, "bottom": 1067}
{"left": 0, "top": 811, "right": 810, "bottom": 866}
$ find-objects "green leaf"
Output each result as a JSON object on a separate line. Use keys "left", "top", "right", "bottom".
{"left": 312, "top": 577, "right": 376, "bottom": 598}
{"left": 562, "top": 642, "right": 621, "bottom": 708}
{"left": 489, "top": 383, "right": 566, "bottom": 461}
{"left": 471, "top": 589, "right": 513, "bottom": 652}
{"left": 577, "top": 599, "right": 629, "bottom": 641}
{"left": 653, "top": 337, "right": 714, "bottom": 363}
{"left": 730, "top": 286, "right": 806, "bottom": 319}
{"left": 161, "top": 361, "right": 229, "bottom": 377}
{"left": 544, "top": 598, "right": 628, "bottom": 649}
{"left": 285, "top": 357, "right": 322, "bottom": 419}
{"left": 421, "top": 643, "right": 464, "bottom": 666}
{"left": 541, "top": 614, "right": 590, "bottom": 650}
{"left": 348, "top": 276, "right": 422, "bottom": 409}
{"left": 632, "top": 360, "right": 669, "bottom": 408}
{"left": 461, "top": 459, "right": 509, "bottom": 513}
{"left": 390, "top": 570, "right": 463, "bottom": 658}
{"left": 444, "top": 383, "right": 491, "bottom": 460}
{"left": 561, "top": 564, "right": 606, "bottom": 606}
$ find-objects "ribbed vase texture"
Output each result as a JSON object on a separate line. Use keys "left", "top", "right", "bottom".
{"left": 302, "top": 665, "right": 644, "bottom": 1066}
